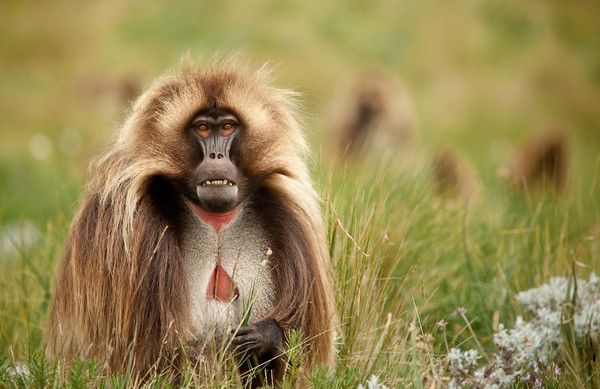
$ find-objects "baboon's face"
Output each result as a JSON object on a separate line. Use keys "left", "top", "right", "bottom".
{"left": 178, "top": 107, "right": 248, "bottom": 214}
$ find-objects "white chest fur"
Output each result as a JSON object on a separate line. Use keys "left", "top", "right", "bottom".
{"left": 179, "top": 206, "right": 274, "bottom": 342}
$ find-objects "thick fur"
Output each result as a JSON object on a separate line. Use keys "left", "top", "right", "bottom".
{"left": 46, "top": 59, "right": 337, "bottom": 378}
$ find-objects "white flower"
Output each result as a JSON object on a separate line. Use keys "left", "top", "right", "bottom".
{"left": 444, "top": 272, "right": 600, "bottom": 387}
{"left": 357, "top": 375, "right": 388, "bottom": 389}
{"left": 447, "top": 348, "right": 480, "bottom": 377}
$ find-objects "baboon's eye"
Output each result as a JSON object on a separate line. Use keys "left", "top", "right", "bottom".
{"left": 221, "top": 122, "right": 236, "bottom": 137}
{"left": 196, "top": 124, "right": 211, "bottom": 138}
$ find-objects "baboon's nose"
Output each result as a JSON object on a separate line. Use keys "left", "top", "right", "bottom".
{"left": 208, "top": 153, "right": 225, "bottom": 159}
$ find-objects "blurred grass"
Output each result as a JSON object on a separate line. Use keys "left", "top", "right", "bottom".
{"left": 1, "top": 0, "right": 599, "bottom": 387}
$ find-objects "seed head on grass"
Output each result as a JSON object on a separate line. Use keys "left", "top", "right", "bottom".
{"left": 357, "top": 374, "right": 389, "bottom": 389}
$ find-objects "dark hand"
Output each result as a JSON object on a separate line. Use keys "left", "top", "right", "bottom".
{"left": 231, "top": 318, "right": 284, "bottom": 359}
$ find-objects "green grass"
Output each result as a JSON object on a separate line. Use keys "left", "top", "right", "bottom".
{"left": 1, "top": 0, "right": 599, "bottom": 387}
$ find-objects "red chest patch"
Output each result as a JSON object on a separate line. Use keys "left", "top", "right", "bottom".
{"left": 190, "top": 204, "right": 239, "bottom": 233}
{"left": 206, "top": 264, "right": 239, "bottom": 302}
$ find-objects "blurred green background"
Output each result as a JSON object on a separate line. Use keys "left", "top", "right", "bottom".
{"left": 1, "top": 0, "right": 599, "bottom": 223}
{"left": 1, "top": 1, "right": 599, "bottom": 385}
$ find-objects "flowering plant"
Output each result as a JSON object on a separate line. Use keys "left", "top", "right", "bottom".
{"left": 446, "top": 273, "right": 599, "bottom": 388}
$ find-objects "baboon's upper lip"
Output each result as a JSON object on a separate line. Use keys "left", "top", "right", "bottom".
{"left": 200, "top": 179, "right": 237, "bottom": 186}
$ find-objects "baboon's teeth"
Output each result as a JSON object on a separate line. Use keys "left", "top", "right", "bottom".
{"left": 201, "top": 179, "right": 237, "bottom": 186}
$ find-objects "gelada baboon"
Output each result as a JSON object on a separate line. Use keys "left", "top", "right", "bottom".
{"left": 328, "top": 69, "right": 416, "bottom": 159}
{"left": 432, "top": 148, "right": 480, "bottom": 205}
{"left": 46, "top": 59, "right": 337, "bottom": 383}
{"left": 507, "top": 131, "right": 568, "bottom": 193}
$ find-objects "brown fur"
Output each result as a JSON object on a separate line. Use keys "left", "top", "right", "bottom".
{"left": 328, "top": 69, "right": 416, "bottom": 159}
{"left": 509, "top": 132, "right": 568, "bottom": 193}
{"left": 432, "top": 150, "right": 461, "bottom": 196}
{"left": 46, "top": 58, "right": 337, "bottom": 379}
{"left": 432, "top": 148, "right": 480, "bottom": 205}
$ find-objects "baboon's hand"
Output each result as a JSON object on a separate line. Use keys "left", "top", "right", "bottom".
{"left": 231, "top": 318, "right": 283, "bottom": 358}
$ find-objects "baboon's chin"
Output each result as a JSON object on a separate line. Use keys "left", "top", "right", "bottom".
{"left": 195, "top": 184, "right": 238, "bottom": 213}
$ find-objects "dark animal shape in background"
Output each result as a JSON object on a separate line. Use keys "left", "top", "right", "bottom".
{"left": 507, "top": 132, "right": 568, "bottom": 193}
{"left": 77, "top": 72, "right": 142, "bottom": 110}
{"left": 327, "top": 69, "right": 416, "bottom": 160}
{"left": 432, "top": 148, "right": 480, "bottom": 205}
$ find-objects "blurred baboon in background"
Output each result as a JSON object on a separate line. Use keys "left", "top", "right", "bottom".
{"left": 77, "top": 72, "right": 142, "bottom": 109}
{"left": 327, "top": 69, "right": 417, "bottom": 160}
{"left": 505, "top": 131, "right": 569, "bottom": 193}
{"left": 432, "top": 148, "right": 480, "bottom": 205}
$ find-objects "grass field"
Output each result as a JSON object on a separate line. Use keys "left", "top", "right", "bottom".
{"left": 1, "top": 1, "right": 599, "bottom": 387}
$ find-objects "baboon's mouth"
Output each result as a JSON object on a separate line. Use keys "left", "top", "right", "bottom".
{"left": 194, "top": 179, "right": 239, "bottom": 219}
{"left": 199, "top": 179, "right": 237, "bottom": 186}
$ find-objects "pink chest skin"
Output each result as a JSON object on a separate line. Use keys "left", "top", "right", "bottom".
{"left": 206, "top": 264, "right": 239, "bottom": 301}
{"left": 180, "top": 200, "right": 273, "bottom": 336}
{"left": 188, "top": 202, "right": 240, "bottom": 302}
